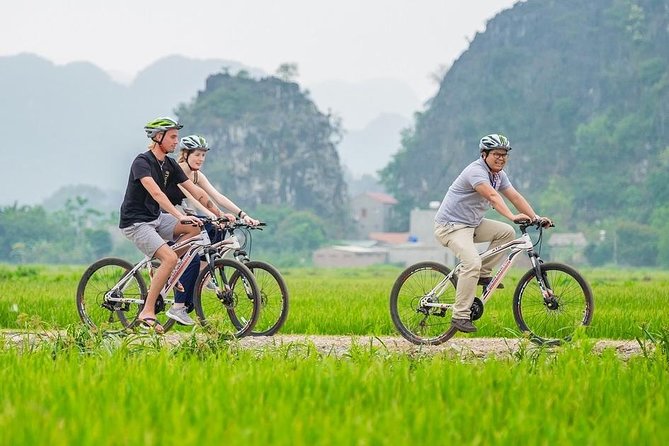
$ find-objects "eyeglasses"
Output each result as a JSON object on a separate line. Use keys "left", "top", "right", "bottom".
{"left": 489, "top": 152, "right": 509, "bottom": 160}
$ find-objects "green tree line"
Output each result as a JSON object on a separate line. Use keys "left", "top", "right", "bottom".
{"left": 0, "top": 200, "right": 330, "bottom": 267}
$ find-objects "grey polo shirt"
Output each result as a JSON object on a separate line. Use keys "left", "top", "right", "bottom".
{"left": 434, "top": 157, "right": 512, "bottom": 227}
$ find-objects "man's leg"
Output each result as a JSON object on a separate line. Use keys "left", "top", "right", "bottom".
{"left": 435, "top": 224, "right": 480, "bottom": 320}
{"left": 474, "top": 219, "right": 516, "bottom": 277}
{"left": 139, "top": 243, "right": 178, "bottom": 323}
{"left": 122, "top": 218, "right": 179, "bottom": 332}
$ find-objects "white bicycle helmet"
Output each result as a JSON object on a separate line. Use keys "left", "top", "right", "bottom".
{"left": 179, "top": 135, "right": 210, "bottom": 151}
{"left": 479, "top": 134, "right": 512, "bottom": 152}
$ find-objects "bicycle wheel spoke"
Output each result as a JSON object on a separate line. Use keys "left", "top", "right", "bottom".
{"left": 194, "top": 259, "right": 260, "bottom": 338}
{"left": 246, "top": 262, "right": 289, "bottom": 336}
{"left": 513, "top": 263, "right": 594, "bottom": 343}
{"left": 76, "top": 258, "right": 144, "bottom": 333}
{"left": 390, "top": 261, "right": 457, "bottom": 345}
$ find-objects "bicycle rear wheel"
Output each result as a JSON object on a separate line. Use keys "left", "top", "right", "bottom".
{"left": 389, "top": 261, "right": 458, "bottom": 345}
{"left": 193, "top": 258, "right": 260, "bottom": 338}
{"left": 244, "top": 261, "right": 289, "bottom": 336}
{"left": 76, "top": 257, "right": 144, "bottom": 333}
{"left": 513, "top": 262, "right": 594, "bottom": 344}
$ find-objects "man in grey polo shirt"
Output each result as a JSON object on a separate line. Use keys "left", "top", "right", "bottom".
{"left": 434, "top": 134, "right": 552, "bottom": 333}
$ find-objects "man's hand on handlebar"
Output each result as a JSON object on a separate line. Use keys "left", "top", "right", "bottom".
{"left": 179, "top": 215, "right": 204, "bottom": 227}
{"left": 512, "top": 213, "right": 533, "bottom": 224}
{"left": 533, "top": 215, "right": 554, "bottom": 228}
{"left": 216, "top": 213, "right": 237, "bottom": 228}
{"left": 511, "top": 214, "right": 554, "bottom": 228}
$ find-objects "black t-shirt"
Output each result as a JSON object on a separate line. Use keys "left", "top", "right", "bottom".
{"left": 165, "top": 175, "right": 187, "bottom": 206}
{"left": 119, "top": 151, "right": 188, "bottom": 228}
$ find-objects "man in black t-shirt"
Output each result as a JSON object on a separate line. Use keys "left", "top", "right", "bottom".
{"left": 119, "top": 117, "right": 226, "bottom": 333}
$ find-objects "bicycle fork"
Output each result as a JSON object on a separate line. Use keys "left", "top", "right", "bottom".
{"left": 202, "top": 250, "right": 234, "bottom": 305}
{"left": 527, "top": 251, "right": 558, "bottom": 307}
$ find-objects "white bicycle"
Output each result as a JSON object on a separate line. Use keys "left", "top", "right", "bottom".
{"left": 389, "top": 220, "right": 594, "bottom": 345}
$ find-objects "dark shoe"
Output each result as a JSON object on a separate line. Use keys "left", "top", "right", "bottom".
{"left": 478, "top": 277, "right": 504, "bottom": 289}
{"left": 451, "top": 318, "right": 477, "bottom": 333}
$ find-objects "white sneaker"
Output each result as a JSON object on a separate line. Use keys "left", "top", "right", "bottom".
{"left": 166, "top": 306, "right": 195, "bottom": 326}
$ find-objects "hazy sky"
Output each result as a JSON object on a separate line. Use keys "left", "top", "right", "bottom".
{"left": 2, "top": 0, "right": 519, "bottom": 102}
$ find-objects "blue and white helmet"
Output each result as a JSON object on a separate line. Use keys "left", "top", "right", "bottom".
{"left": 479, "top": 134, "right": 512, "bottom": 152}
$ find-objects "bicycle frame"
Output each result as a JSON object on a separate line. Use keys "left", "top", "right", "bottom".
{"left": 104, "top": 222, "right": 241, "bottom": 307}
{"left": 420, "top": 226, "right": 550, "bottom": 311}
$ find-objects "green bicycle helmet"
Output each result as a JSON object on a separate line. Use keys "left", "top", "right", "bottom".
{"left": 179, "top": 135, "right": 210, "bottom": 151}
{"left": 144, "top": 117, "right": 183, "bottom": 139}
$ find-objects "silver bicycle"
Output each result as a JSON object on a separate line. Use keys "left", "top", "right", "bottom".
{"left": 389, "top": 220, "right": 594, "bottom": 345}
{"left": 76, "top": 216, "right": 261, "bottom": 337}
{"left": 217, "top": 221, "right": 290, "bottom": 336}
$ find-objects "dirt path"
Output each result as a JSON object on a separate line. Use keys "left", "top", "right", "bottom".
{"left": 1, "top": 331, "right": 646, "bottom": 360}
{"left": 233, "top": 334, "right": 645, "bottom": 359}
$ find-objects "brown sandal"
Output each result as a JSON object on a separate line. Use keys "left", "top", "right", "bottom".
{"left": 137, "top": 317, "right": 165, "bottom": 334}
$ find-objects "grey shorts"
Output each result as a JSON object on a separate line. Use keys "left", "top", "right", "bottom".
{"left": 121, "top": 213, "right": 178, "bottom": 258}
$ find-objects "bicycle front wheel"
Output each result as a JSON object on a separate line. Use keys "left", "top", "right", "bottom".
{"left": 244, "top": 261, "right": 289, "bottom": 336}
{"left": 513, "top": 262, "right": 594, "bottom": 344}
{"left": 389, "top": 261, "right": 458, "bottom": 345}
{"left": 76, "top": 257, "right": 144, "bottom": 332}
{"left": 193, "top": 258, "right": 260, "bottom": 338}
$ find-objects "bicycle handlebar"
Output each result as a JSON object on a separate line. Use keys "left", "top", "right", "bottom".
{"left": 516, "top": 218, "right": 554, "bottom": 233}
{"left": 228, "top": 221, "right": 267, "bottom": 230}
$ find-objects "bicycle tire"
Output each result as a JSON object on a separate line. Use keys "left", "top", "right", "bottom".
{"left": 513, "top": 262, "right": 594, "bottom": 344}
{"left": 389, "top": 261, "right": 458, "bottom": 345}
{"left": 76, "top": 257, "right": 144, "bottom": 333}
{"left": 238, "top": 260, "right": 289, "bottom": 336}
{"left": 192, "top": 258, "right": 261, "bottom": 338}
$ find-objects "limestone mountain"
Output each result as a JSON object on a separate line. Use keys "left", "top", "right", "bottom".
{"left": 175, "top": 73, "right": 348, "bottom": 227}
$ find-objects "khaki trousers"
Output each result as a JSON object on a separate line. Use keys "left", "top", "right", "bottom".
{"left": 434, "top": 219, "right": 515, "bottom": 319}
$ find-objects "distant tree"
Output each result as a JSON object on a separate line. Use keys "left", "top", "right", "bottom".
{"left": 275, "top": 63, "right": 299, "bottom": 82}
{"left": 650, "top": 205, "right": 669, "bottom": 267}
{"left": 274, "top": 211, "right": 327, "bottom": 252}
{"left": 584, "top": 240, "right": 614, "bottom": 266}
{"left": 615, "top": 221, "right": 658, "bottom": 267}
{"left": 85, "top": 228, "right": 113, "bottom": 259}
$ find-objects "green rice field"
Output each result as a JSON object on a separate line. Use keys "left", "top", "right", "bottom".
{"left": 1, "top": 264, "right": 669, "bottom": 445}
{"left": 1, "top": 264, "right": 668, "bottom": 338}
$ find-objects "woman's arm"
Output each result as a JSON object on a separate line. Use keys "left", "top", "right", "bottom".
{"left": 177, "top": 184, "right": 217, "bottom": 218}
{"left": 197, "top": 172, "right": 260, "bottom": 225}
{"left": 196, "top": 172, "right": 243, "bottom": 215}
{"left": 180, "top": 180, "right": 225, "bottom": 218}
